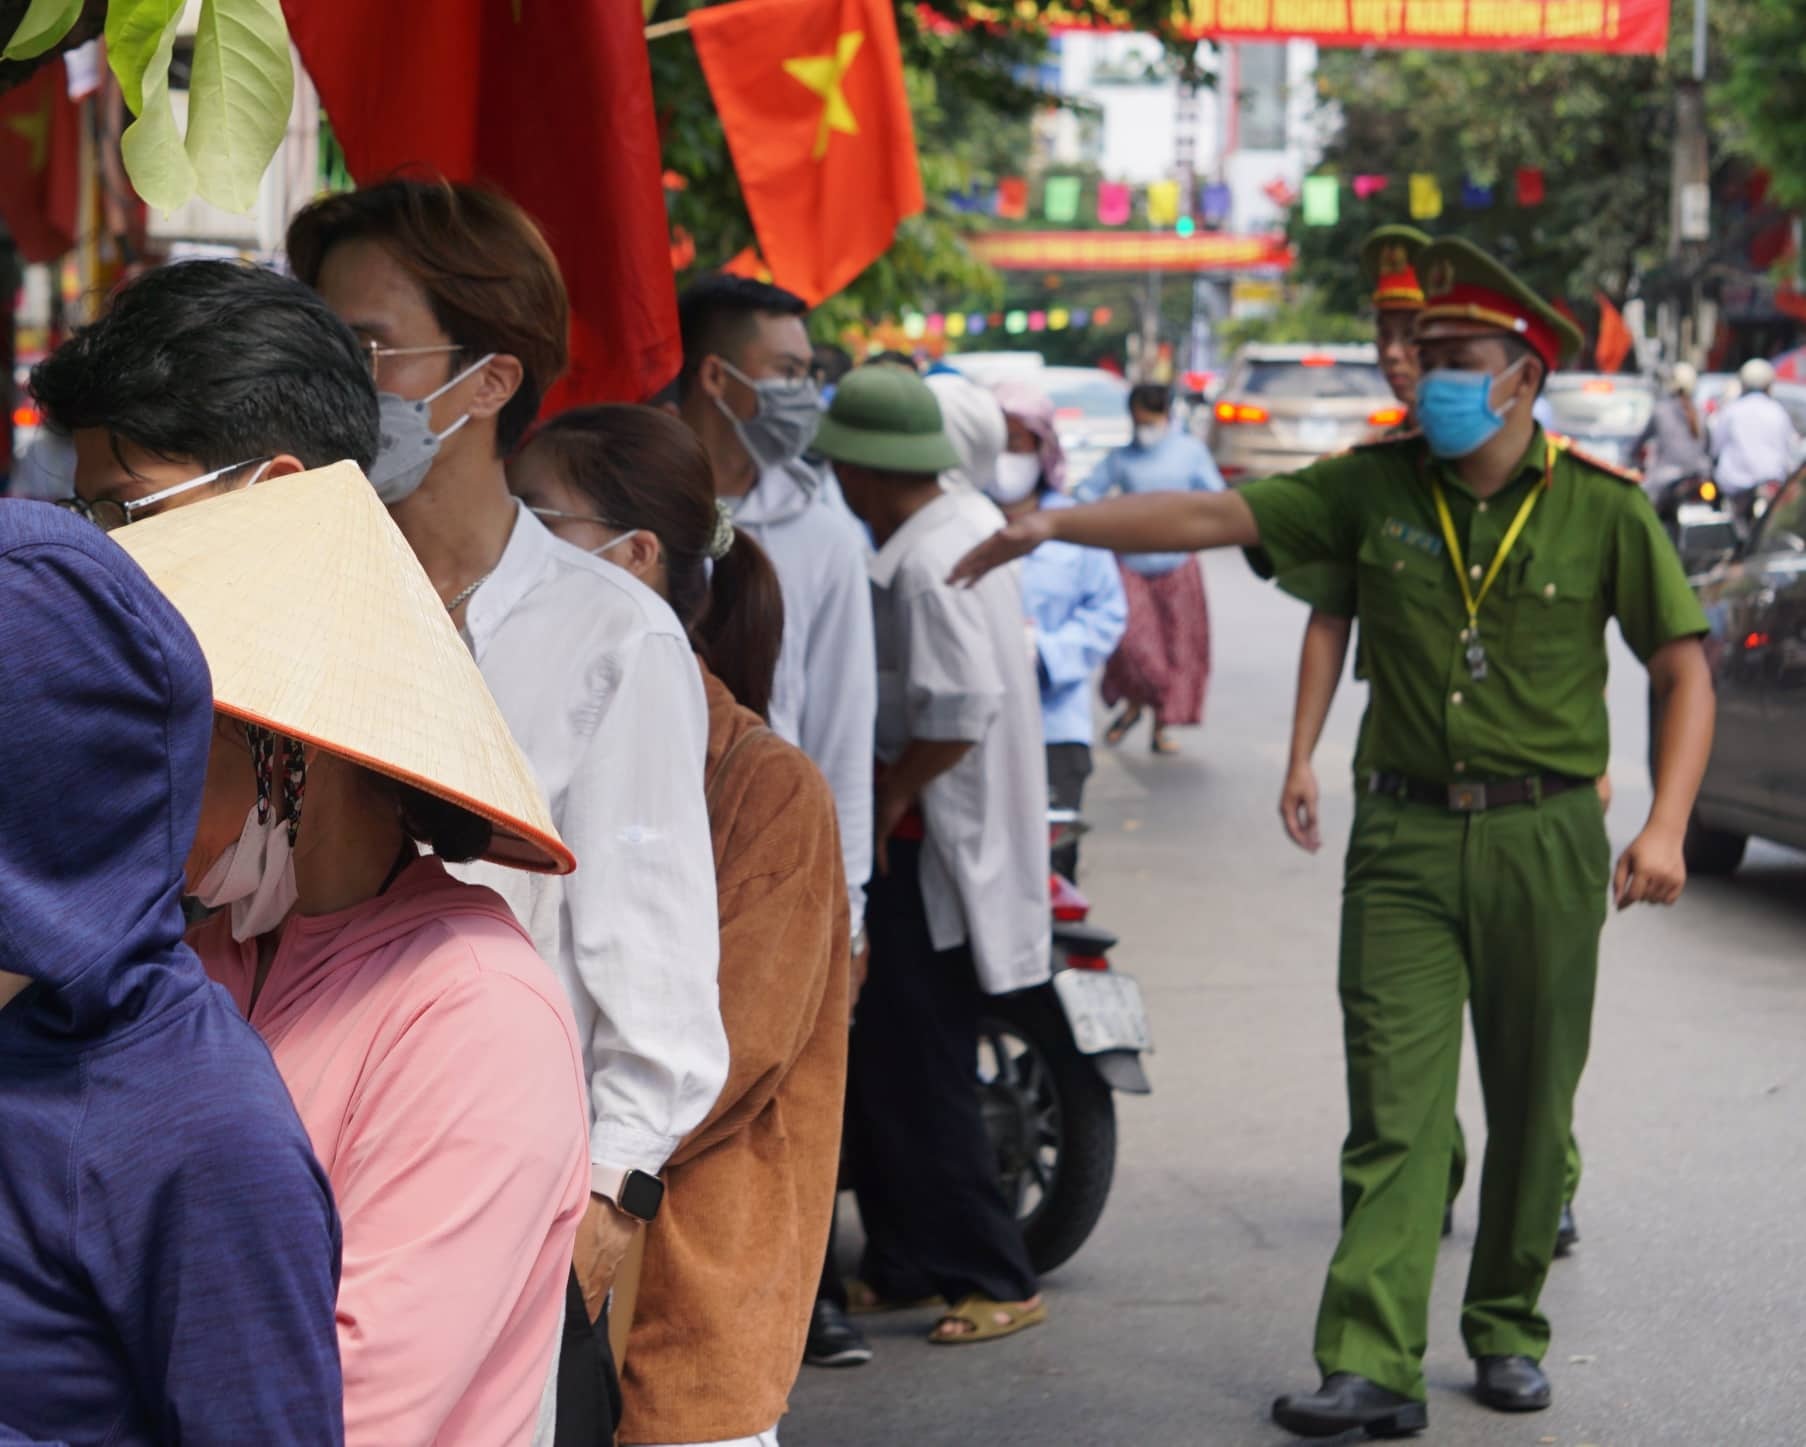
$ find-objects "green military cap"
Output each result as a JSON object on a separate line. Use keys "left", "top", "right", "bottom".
{"left": 1415, "top": 236, "right": 1584, "bottom": 370}
{"left": 1359, "top": 225, "right": 1431, "bottom": 311}
{"left": 811, "top": 363, "right": 963, "bottom": 474}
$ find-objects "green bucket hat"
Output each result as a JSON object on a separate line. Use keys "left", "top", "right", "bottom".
{"left": 811, "top": 365, "right": 963, "bottom": 474}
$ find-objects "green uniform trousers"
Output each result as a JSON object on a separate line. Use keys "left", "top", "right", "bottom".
{"left": 1445, "top": 1091, "right": 1582, "bottom": 1208}
{"left": 1313, "top": 786, "right": 1609, "bottom": 1401}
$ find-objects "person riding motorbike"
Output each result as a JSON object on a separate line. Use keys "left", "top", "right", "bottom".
{"left": 1712, "top": 359, "right": 1800, "bottom": 537}
{"left": 1637, "top": 363, "right": 1713, "bottom": 498}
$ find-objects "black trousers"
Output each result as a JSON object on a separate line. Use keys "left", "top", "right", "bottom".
{"left": 847, "top": 839, "right": 1038, "bottom": 1304}
{"left": 553, "top": 1268, "right": 620, "bottom": 1447}
{"left": 1046, "top": 742, "right": 1093, "bottom": 881}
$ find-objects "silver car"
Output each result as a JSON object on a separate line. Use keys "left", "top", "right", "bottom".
{"left": 1039, "top": 367, "right": 1132, "bottom": 487}
{"left": 1205, "top": 344, "right": 1399, "bottom": 483}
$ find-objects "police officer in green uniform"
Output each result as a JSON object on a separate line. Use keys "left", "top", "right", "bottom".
{"left": 949, "top": 238, "right": 1716, "bottom": 1438}
{"left": 1276, "top": 226, "right": 1585, "bottom": 1255}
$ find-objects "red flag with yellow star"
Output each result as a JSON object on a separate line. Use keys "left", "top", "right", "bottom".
{"left": 0, "top": 60, "right": 78, "bottom": 265}
{"left": 690, "top": 0, "right": 924, "bottom": 304}
{"left": 283, "top": 0, "right": 681, "bottom": 405}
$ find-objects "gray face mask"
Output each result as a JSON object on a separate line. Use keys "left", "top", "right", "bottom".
{"left": 368, "top": 353, "right": 496, "bottom": 505}
{"left": 712, "top": 358, "right": 824, "bottom": 473}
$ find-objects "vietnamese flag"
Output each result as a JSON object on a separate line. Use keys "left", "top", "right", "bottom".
{"left": 690, "top": 0, "right": 924, "bottom": 305}
{"left": 281, "top": 0, "right": 680, "bottom": 407}
{"left": 1594, "top": 291, "right": 1633, "bottom": 374}
{"left": 0, "top": 60, "right": 79, "bottom": 265}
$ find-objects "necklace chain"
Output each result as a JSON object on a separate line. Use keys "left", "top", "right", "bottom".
{"left": 444, "top": 570, "right": 493, "bottom": 614}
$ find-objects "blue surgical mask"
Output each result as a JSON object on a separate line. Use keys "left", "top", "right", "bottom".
{"left": 1415, "top": 359, "right": 1527, "bottom": 459}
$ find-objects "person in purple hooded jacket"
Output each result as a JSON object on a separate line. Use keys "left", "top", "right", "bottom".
{"left": 0, "top": 501, "right": 345, "bottom": 1445}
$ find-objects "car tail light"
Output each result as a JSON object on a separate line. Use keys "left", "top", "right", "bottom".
{"left": 12, "top": 403, "right": 38, "bottom": 429}
{"left": 1299, "top": 354, "right": 1336, "bottom": 367}
{"left": 1049, "top": 872, "right": 1090, "bottom": 923}
{"left": 1064, "top": 952, "right": 1112, "bottom": 972}
{"left": 1699, "top": 480, "right": 1718, "bottom": 501}
{"left": 1581, "top": 378, "right": 1615, "bottom": 394}
{"left": 1054, "top": 406, "right": 1084, "bottom": 421}
{"left": 1367, "top": 406, "right": 1407, "bottom": 427}
{"left": 1214, "top": 400, "right": 1269, "bottom": 424}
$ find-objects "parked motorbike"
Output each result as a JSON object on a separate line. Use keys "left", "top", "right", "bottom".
{"left": 1653, "top": 474, "right": 1737, "bottom": 574}
{"left": 976, "top": 810, "right": 1151, "bottom": 1275}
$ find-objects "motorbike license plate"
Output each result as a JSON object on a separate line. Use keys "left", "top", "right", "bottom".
{"left": 1053, "top": 970, "right": 1153, "bottom": 1055}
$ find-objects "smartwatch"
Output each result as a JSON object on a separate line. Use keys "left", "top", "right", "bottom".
{"left": 604, "top": 1168, "right": 665, "bottom": 1223}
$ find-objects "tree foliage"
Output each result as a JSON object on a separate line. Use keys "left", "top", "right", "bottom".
{"left": 1718, "top": 0, "right": 1806, "bottom": 210}
{"left": 1289, "top": 9, "right": 1755, "bottom": 312}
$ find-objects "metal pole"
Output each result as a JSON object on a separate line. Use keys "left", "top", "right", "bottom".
{"left": 1693, "top": 0, "right": 1707, "bottom": 83}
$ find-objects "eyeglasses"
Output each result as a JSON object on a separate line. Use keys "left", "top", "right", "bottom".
{"left": 56, "top": 456, "right": 273, "bottom": 533}
{"left": 362, "top": 340, "right": 464, "bottom": 383}
{"left": 530, "top": 506, "right": 621, "bottom": 530}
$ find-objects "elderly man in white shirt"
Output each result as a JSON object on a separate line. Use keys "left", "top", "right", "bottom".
{"left": 289, "top": 179, "right": 724, "bottom": 1445}
{"left": 812, "top": 363, "right": 1051, "bottom": 1349}
{"left": 1714, "top": 358, "right": 1801, "bottom": 498}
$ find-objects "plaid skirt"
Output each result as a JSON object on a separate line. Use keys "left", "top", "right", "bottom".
{"left": 1101, "top": 556, "right": 1210, "bottom": 727}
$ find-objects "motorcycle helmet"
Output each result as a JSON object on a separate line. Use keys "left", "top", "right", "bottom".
{"left": 1739, "top": 357, "right": 1776, "bottom": 392}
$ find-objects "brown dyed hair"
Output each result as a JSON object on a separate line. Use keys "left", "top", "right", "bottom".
{"left": 515, "top": 406, "right": 787, "bottom": 720}
{"left": 287, "top": 176, "right": 569, "bottom": 453}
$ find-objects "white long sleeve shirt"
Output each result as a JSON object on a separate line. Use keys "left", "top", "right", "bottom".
{"left": 732, "top": 461, "right": 876, "bottom": 933}
{"left": 453, "top": 504, "right": 725, "bottom": 1191}
{"left": 1713, "top": 391, "right": 1800, "bottom": 494}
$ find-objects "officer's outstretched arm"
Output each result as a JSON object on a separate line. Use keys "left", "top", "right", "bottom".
{"left": 950, "top": 490, "right": 1258, "bottom": 587}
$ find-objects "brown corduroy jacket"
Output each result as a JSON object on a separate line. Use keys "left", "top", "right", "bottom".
{"left": 618, "top": 666, "right": 850, "bottom": 1444}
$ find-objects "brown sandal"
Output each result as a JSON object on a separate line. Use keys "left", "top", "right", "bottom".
{"left": 927, "top": 1294, "right": 1047, "bottom": 1345}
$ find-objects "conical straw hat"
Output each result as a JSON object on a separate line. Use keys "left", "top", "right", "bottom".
{"left": 115, "top": 461, "right": 573, "bottom": 875}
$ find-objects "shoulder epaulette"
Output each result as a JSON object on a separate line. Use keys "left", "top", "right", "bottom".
{"left": 1552, "top": 433, "right": 1643, "bottom": 484}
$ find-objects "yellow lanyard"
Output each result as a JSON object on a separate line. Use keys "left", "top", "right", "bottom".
{"left": 1428, "top": 439, "right": 1551, "bottom": 637}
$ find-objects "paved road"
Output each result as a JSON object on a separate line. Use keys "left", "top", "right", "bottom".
{"left": 788, "top": 551, "right": 1806, "bottom": 1447}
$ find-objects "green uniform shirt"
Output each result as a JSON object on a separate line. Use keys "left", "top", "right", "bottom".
{"left": 1240, "top": 428, "right": 1708, "bottom": 784}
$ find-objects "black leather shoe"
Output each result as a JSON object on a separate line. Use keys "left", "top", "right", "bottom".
{"left": 803, "top": 1299, "right": 872, "bottom": 1368}
{"left": 1272, "top": 1373, "right": 1427, "bottom": 1438}
{"left": 1474, "top": 1354, "right": 1551, "bottom": 1412}
{"left": 1554, "top": 1202, "right": 1579, "bottom": 1257}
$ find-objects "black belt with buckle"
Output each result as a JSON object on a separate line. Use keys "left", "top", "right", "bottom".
{"left": 1368, "top": 770, "right": 1590, "bottom": 813}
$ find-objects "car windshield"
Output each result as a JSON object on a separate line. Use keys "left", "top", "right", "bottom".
{"left": 1542, "top": 379, "right": 1655, "bottom": 437}
{"left": 1047, "top": 377, "right": 1128, "bottom": 419}
{"left": 1240, "top": 361, "right": 1391, "bottom": 400}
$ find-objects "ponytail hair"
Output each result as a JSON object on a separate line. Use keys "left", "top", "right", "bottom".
{"left": 515, "top": 405, "right": 788, "bottom": 718}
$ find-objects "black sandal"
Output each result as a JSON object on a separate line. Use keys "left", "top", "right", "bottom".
{"left": 1104, "top": 705, "right": 1143, "bottom": 747}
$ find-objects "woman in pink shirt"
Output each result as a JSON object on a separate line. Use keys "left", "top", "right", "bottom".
{"left": 116, "top": 464, "right": 591, "bottom": 1447}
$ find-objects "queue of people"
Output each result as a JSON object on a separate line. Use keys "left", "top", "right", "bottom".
{"left": 0, "top": 174, "right": 1160, "bottom": 1447}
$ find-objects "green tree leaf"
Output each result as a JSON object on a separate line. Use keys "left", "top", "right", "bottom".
{"left": 186, "top": 0, "right": 292, "bottom": 213}
{"left": 107, "top": 0, "right": 193, "bottom": 212}
{"left": 3, "top": 0, "right": 84, "bottom": 61}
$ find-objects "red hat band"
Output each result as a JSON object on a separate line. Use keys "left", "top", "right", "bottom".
{"left": 1373, "top": 266, "right": 1425, "bottom": 311}
{"left": 1419, "top": 282, "right": 1562, "bottom": 371}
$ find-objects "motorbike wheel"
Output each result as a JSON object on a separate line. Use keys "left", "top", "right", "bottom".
{"left": 977, "top": 987, "right": 1117, "bottom": 1277}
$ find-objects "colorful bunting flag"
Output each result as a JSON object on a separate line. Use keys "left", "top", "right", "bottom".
{"left": 1302, "top": 175, "right": 1340, "bottom": 227}
{"left": 1049, "top": 307, "right": 1070, "bottom": 330}
{"left": 1462, "top": 179, "right": 1495, "bottom": 209}
{"left": 1515, "top": 166, "right": 1546, "bottom": 206}
{"left": 1147, "top": 179, "right": 1181, "bottom": 227}
{"left": 1005, "top": 310, "right": 1028, "bottom": 334}
{"left": 1028, "top": 310, "right": 1047, "bottom": 332}
{"left": 1201, "top": 183, "right": 1232, "bottom": 225}
{"left": 1409, "top": 173, "right": 1443, "bottom": 220}
{"left": 1043, "top": 175, "right": 1081, "bottom": 224}
{"left": 946, "top": 312, "right": 967, "bottom": 338}
{"left": 1097, "top": 181, "right": 1131, "bottom": 226}
{"left": 997, "top": 176, "right": 1029, "bottom": 220}
{"left": 1353, "top": 174, "right": 1389, "bottom": 200}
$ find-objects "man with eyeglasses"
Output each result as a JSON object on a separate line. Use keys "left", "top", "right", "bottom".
{"left": 32, "top": 259, "right": 379, "bottom": 527}
{"left": 288, "top": 177, "right": 724, "bottom": 1447}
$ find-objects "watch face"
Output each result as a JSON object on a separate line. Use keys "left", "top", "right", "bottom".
{"left": 621, "top": 1169, "right": 665, "bottom": 1222}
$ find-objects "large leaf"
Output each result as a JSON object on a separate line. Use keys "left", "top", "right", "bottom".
{"left": 3, "top": 0, "right": 84, "bottom": 61}
{"left": 186, "top": 0, "right": 292, "bottom": 213}
{"left": 108, "top": 0, "right": 192, "bottom": 212}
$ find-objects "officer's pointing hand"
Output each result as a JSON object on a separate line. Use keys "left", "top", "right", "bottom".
{"left": 948, "top": 511, "right": 1053, "bottom": 588}
{"left": 1613, "top": 826, "right": 1687, "bottom": 910}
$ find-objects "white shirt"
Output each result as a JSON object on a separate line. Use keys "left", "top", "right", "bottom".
{"left": 733, "top": 461, "right": 876, "bottom": 933}
{"left": 869, "top": 490, "right": 1052, "bottom": 996}
{"left": 455, "top": 504, "right": 725, "bottom": 1190}
{"left": 1713, "top": 391, "right": 1800, "bottom": 493}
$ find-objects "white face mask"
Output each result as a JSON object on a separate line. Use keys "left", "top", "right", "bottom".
{"left": 1134, "top": 422, "right": 1168, "bottom": 449}
{"left": 986, "top": 452, "right": 1043, "bottom": 505}
{"left": 587, "top": 528, "right": 640, "bottom": 561}
{"left": 194, "top": 802, "right": 299, "bottom": 943}
{"left": 367, "top": 353, "right": 497, "bottom": 505}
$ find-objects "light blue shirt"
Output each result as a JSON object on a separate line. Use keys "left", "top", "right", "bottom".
{"left": 1074, "top": 427, "right": 1225, "bottom": 574}
{"left": 1022, "top": 495, "right": 1128, "bottom": 746}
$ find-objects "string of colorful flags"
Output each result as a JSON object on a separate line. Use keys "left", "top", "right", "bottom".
{"left": 892, "top": 304, "right": 1118, "bottom": 340}
{"left": 1300, "top": 169, "right": 1549, "bottom": 226}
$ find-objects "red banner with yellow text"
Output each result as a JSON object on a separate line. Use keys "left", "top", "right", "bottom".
{"left": 948, "top": 0, "right": 1668, "bottom": 55}
{"left": 969, "top": 231, "right": 1293, "bottom": 272}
